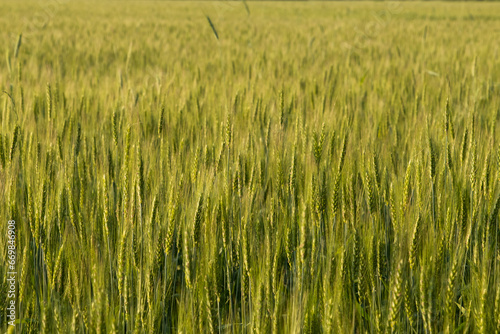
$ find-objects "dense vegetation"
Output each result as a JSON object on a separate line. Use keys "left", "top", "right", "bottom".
{"left": 1, "top": 1, "right": 500, "bottom": 333}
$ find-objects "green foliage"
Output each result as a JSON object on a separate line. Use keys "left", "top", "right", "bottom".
{"left": 1, "top": 1, "right": 500, "bottom": 333}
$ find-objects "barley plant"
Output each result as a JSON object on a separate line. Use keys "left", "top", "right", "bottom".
{"left": 1, "top": 1, "right": 500, "bottom": 333}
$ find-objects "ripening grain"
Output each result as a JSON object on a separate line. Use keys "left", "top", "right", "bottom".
{"left": 1, "top": 1, "right": 500, "bottom": 333}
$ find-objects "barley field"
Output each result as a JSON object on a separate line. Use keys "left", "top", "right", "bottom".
{"left": 1, "top": 1, "right": 500, "bottom": 333}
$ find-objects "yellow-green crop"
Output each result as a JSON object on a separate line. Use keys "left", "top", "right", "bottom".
{"left": 1, "top": 1, "right": 500, "bottom": 333}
